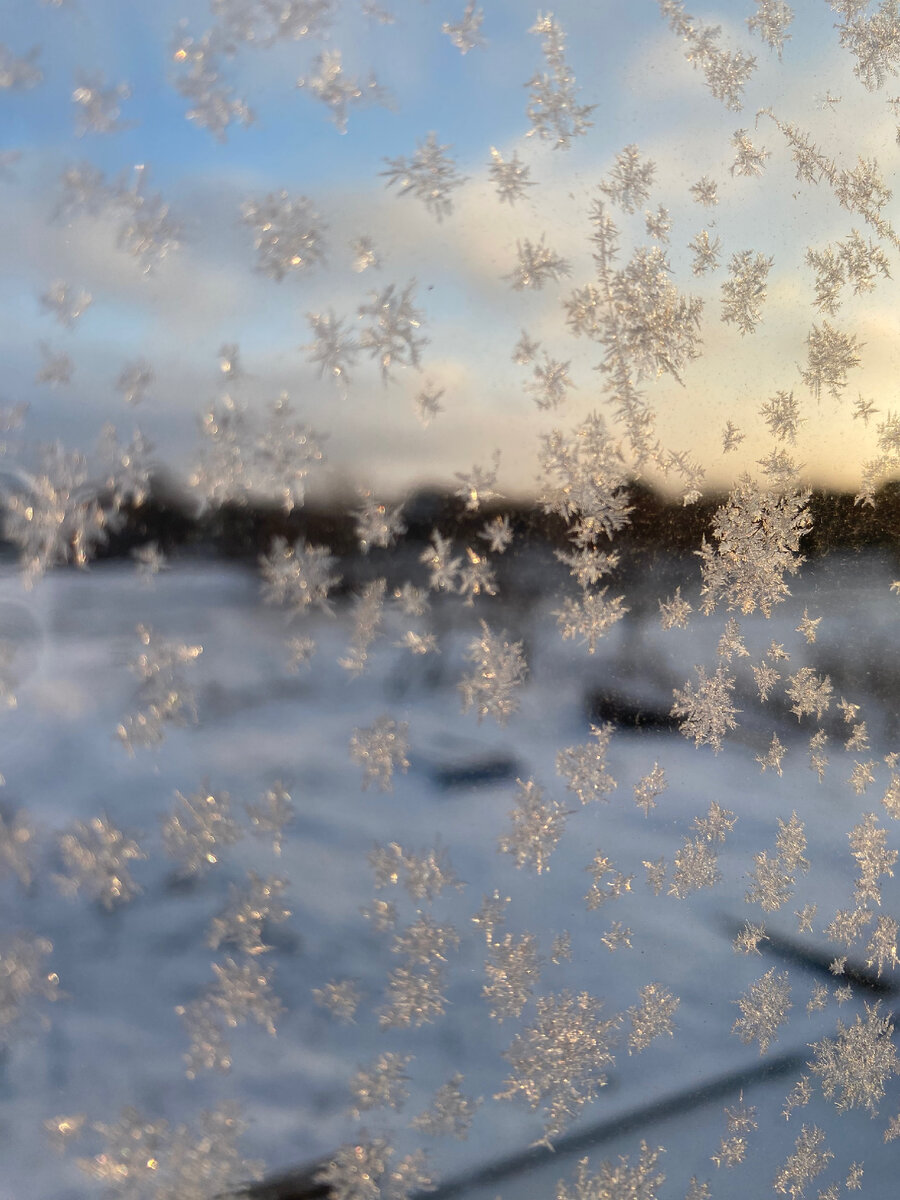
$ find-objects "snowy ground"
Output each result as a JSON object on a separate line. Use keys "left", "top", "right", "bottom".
{"left": 0, "top": 550, "right": 898, "bottom": 1199}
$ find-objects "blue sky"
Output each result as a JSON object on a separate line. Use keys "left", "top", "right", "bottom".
{"left": 3, "top": 0, "right": 900, "bottom": 500}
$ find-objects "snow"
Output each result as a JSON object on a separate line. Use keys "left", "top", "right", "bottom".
{"left": 0, "top": 552, "right": 897, "bottom": 1199}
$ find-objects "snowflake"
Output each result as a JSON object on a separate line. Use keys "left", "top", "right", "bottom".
{"left": 732, "top": 968, "right": 792, "bottom": 1054}
{"left": 539, "top": 412, "right": 633, "bottom": 540}
{"left": 0, "top": 43, "right": 42, "bottom": 90}
{"left": 382, "top": 132, "right": 467, "bottom": 221}
{"left": 659, "top": 587, "right": 692, "bottom": 629}
{"left": 525, "top": 13, "right": 595, "bottom": 148}
{"left": 358, "top": 280, "right": 428, "bottom": 382}
{"left": 259, "top": 536, "right": 339, "bottom": 616}
{"left": 241, "top": 191, "right": 327, "bottom": 280}
{"left": 207, "top": 874, "right": 290, "bottom": 957}
{"left": 498, "top": 779, "right": 566, "bottom": 874}
{"left": 483, "top": 931, "right": 542, "bottom": 1019}
{"left": 734, "top": 921, "right": 768, "bottom": 955}
{"left": 414, "top": 384, "right": 444, "bottom": 425}
{"left": 35, "top": 341, "right": 74, "bottom": 386}
{"left": 801, "top": 321, "right": 863, "bottom": 400}
{"left": 721, "top": 251, "right": 773, "bottom": 335}
{"left": 659, "top": 0, "right": 757, "bottom": 110}
{"left": 505, "top": 234, "right": 572, "bottom": 290}
{"left": 459, "top": 620, "right": 528, "bottom": 725}
{"left": 115, "top": 359, "right": 154, "bottom": 406}
{"left": 55, "top": 816, "right": 146, "bottom": 910}
{"left": 773, "top": 1125, "right": 833, "bottom": 1196}
{"left": 526, "top": 353, "right": 576, "bottom": 410}
{"left": 555, "top": 589, "right": 628, "bottom": 654}
{"left": 785, "top": 667, "right": 833, "bottom": 721}
{"left": 455, "top": 452, "right": 501, "bottom": 511}
{"left": 634, "top": 764, "right": 667, "bottom": 816}
{"left": 305, "top": 310, "right": 359, "bottom": 392}
{"left": 72, "top": 72, "right": 131, "bottom": 135}
{"left": 498, "top": 990, "right": 621, "bottom": 1144}
{"left": 297, "top": 50, "right": 390, "bottom": 133}
{"left": 0, "top": 809, "right": 35, "bottom": 890}
{"left": 479, "top": 514, "right": 514, "bottom": 554}
{"left": 600, "top": 144, "right": 655, "bottom": 213}
{"left": 557, "top": 723, "right": 617, "bottom": 805}
{"left": 557, "top": 1143, "right": 665, "bottom": 1200}
{"left": 178, "top": 957, "right": 281, "bottom": 1076}
{"left": 689, "top": 229, "right": 721, "bottom": 275}
{"left": 313, "top": 979, "right": 361, "bottom": 1023}
{"left": 627, "top": 983, "right": 679, "bottom": 1053}
{"left": 690, "top": 176, "right": 718, "bottom": 206}
{"left": 442, "top": 1, "right": 485, "bottom": 54}
{"left": 698, "top": 477, "right": 812, "bottom": 617}
{"left": 731, "top": 129, "right": 770, "bottom": 177}
{"left": 671, "top": 664, "right": 739, "bottom": 753}
{"left": 351, "top": 234, "right": 380, "bottom": 272}
{"left": 116, "top": 626, "right": 202, "bottom": 754}
{"left": 488, "top": 147, "right": 536, "bottom": 205}
{"left": 39, "top": 281, "right": 92, "bottom": 327}
{"left": 350, "top": 716, "right": 410, "bottom": 792}
{"left": 0, "top": 933, "right": 59, "bottom": 1044}
{"left": 411, "top": 1074, "right": 481, "bottom": 1139}
{"left": 349, "top": 1052, "right": 412, "bottom": 1115}
{"left": 162, "top": 786, "right": 242, "bottom": 878}
{"left": 747, "top": 0, "right": 794, "bottom": 57}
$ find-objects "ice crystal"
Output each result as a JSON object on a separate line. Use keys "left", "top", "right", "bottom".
{"left": 732, "top": 967, "right": 792, "bottom": 1053}
{"left": 525, "top": 13, "right": 595, "bottom": 148}
{"left": 483, "top": 931, "right": 542, "bottom": 1019}
{"left": 411, "top": 1074, "right": 481, "bottom": 1138}
{"left": 505, "top": 234, "right": 572, "bottom": 290}
{"left": 351, "top": 235, "right": 380, "bottom": 272}
{"left": 498, "top": 989, "right": 621, "bottom": 1144}
{"left": 731, "top": 129, "right": 770, "bottom": 176}
{"left": 74, "top": 1102, "right": 261, "bottom": 1199}
{"left": 39, "top": 281, "right": 92, "bottom": 327}
{"left": 459, "top": 620, "right": 528, "bottom": 725}
{"left": 116, "top": 626, "right": 202, "bottom": 754}
{"left": 644, "top": 205, "right": 671, "bottom": 242}
{"left": 241, "top": 192, "right": 327, "bottom": 280}
{"left": 245, "top": 782, "right": 294, "bottom": 855}
{"left": 259, "top": 536, "right": 339, "bottom": 616}
{"left": 747, "top": 0, "right": 794, "bottom": 56}
{"left": 773, "top": 1125, "right": 834, "bottom": 1196}
{"left": 555, "top": 588, "right": 628, "bottom": 653}
{"left": 455, "top": 453, "right": 501, "bottom": 511}
{"left": 0, "top": 933, "right": 59, "bottom": 1044}
{"left": 0, "top": 43, "right": 42, "bottom": 90}
{"left": 633, "top": 764, "right": 667, "bottom": 816}
{"left": 689, "top": 230, "right": 721, "bottom": 275}
{"left": 382, "top": 133, "right": 467, "bottom": 221}
{"left": 297, "top": 50, "right": 391, "bottom": 133}
{"left": 162, "top": 786, "right": 242, "bottom": 878}
{"left": 488, "top": 147, "right": 536, "bottom": 205}
{"left": 179, "top": 956, "right": 281, "bottom": 1076}
{"left": 557, "top": 723, "right": 617, "bottom": 805}
{"left": 306, "top": 310, "right": 359, "bottom": 392}
{"left": 55, "top": 816, "right": 146, "bottom": 910}
{"left": 801, "top": 321, "right": 863, "bottom": 400}
{"left": 690, "top": 176, "right": 718, "bottom": 206}
{"left": 349, "top": 1052, "right": 412, "bottom": 1115}
{"left": 556, "top": 1142, "right": 665, "bottom": 1200}
{"left": 358, "top": 281, "right": 428, "bottom": 382}
{"left": 671, "top": 664, "right": 739, "bottom": 753}
{"left": 313, "top": 979, "right": 362, "bottom": 1022}
{"left": 207, "top": 873, "right": 290, "bottom": 957}
{"left": 350, "top": 716, "right": 410, "bottom": 792}
{"left": 499, "top": 778, "right": 566, "bottom": 874}
{"left": 626, "top": 983, "right": 679, "bottom": 1053}
{"left": 721, "top": 251, "right": 773, "bottom": 335}
{"left": 72, "top": 72, "right": 131, "bottom": 135}
{"left": 698, "top": 476, "right": 812, "bottom": 617}
{"left": 659, "top": 0, "right": 757, "bottom": 110}
{"left": 442, "top": 1, "right": 485, "bottom": 54}
{"left": 599, "top": 145, "right": 655, "bottom": 213}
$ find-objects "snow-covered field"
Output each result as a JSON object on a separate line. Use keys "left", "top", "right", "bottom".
{"left": 0, "top": 551, "right": 898, "bottom": 1199}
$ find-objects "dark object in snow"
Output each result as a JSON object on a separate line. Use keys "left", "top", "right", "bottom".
{"left": 586, "top": 688, "right": 680, "bottom": 732}
{"left": 429, "top": 754, "right": 518, "bottom": 790}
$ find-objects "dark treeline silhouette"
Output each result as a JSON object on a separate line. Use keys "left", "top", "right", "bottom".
{"left": 82, "top": 477, "right": 900, "bottom": 567}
